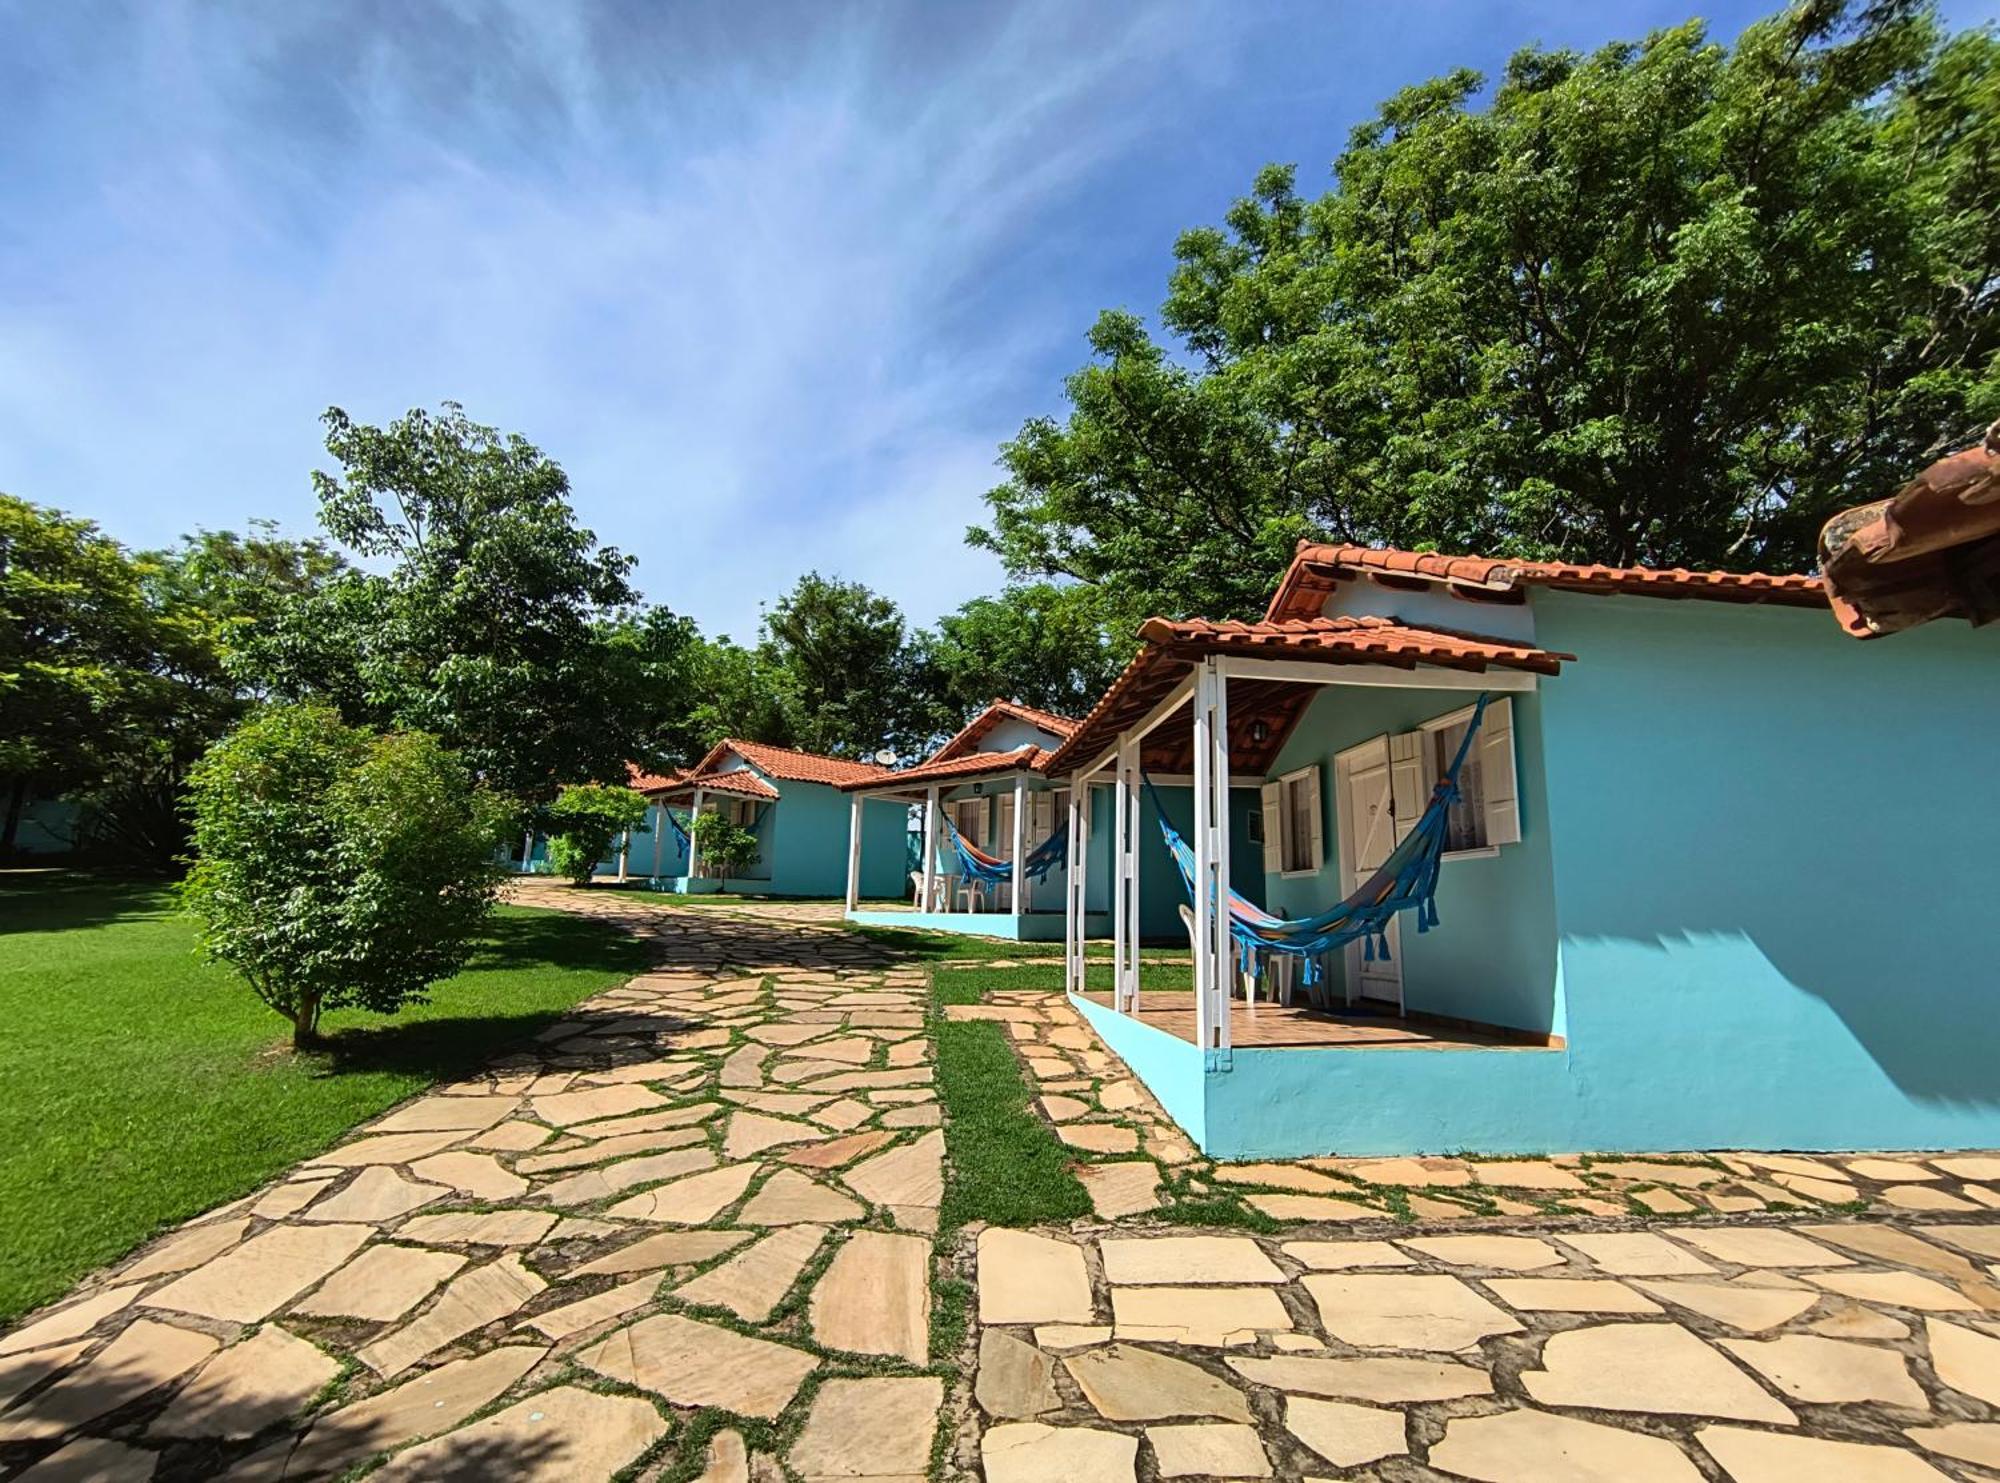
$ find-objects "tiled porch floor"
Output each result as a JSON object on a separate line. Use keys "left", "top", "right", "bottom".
{"left": 1077, "top": 990, "right": 1547, "bottom": 1050}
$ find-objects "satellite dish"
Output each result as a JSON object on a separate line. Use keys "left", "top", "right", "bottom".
{"left": 873, "top": 749, "right": 898, "bottom": 767}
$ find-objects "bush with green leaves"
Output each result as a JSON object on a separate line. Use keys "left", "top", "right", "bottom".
{"left": 690, "top": 809, "right": 760, "bottom": 890}
{"left": 181, "top": 703, "right": 504, "bottom": 1047}
{"left": 545, "top": 782, "right": 650, "bottom": 885}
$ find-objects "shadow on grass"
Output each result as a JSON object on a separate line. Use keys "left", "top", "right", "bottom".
{"left": 848, "top": 923, "right": 1064, "bottom": 962}
{"left": 0, "top": 871, "right": 179, "bottom": 935}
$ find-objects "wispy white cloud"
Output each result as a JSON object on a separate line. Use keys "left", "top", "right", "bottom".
{"left": 0, "top": 0, "right": 1228, "bottom": 636}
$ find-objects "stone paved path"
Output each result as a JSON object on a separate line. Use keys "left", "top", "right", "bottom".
{"left": 956, "top": 990, "right": 2000, "bottom": 1480}
{"left": 6, "top": 887, "right": 1999, "bottom": 1482}
{"left": 0, "top": 883, "right": 944, "bottom": 1481}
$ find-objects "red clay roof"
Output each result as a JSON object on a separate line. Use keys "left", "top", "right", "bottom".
{"left": 930, "top": 699, "right": 1080, "bottom": 763}
{"left": 1268, "top": 542, "right": 1829, "bottom": 622}
{"left": 681, "top": 738, "right": 891, "bottom": 787}
{"left": 627, "top": 764, "right": 683, "bottom": 794}
{"left": 838, "top": 745, "right": 1050, "bottom": 792}
{"left": 653, "top": 769, "right": 779, "bottom": 802}
{"left": 1046, "top": 616, "right": 1569, "bottom": 777}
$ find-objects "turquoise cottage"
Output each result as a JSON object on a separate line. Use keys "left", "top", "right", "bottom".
{"left": 839, "top": 700, "right": 1264, "bottom": 941}
{"left": 1051, "top": 542, "right": 2000, "bottom": 1158}
{"left": 507, "top": 765, "right": 689, "bottom": 882}
{"left": 644, "top": 740, "right": 905, "bottom": 897}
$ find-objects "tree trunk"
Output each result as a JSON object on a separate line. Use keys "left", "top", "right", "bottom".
{"left": 1, "top": 777, "right": 25, "bottom": 855}
{"left": 291, "top": 993, "right": 323, "bottom": 1050}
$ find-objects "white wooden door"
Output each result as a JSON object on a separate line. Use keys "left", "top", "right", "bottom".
{"left": 1335, "top": 736, "right": 1404, "bottom": 1010}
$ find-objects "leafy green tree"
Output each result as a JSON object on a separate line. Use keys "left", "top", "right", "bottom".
{"left": 758, "top": 572, "right": 924, "bottom": 758}
{"left": 690, "top": 809, "right": 760, "bottom": 891}
{"left": 79, "top": 525, "right": 347, "bottom": 869}
{"left": 651, "top": 633, "right": 794, "bottom": 763}
{"left": 242, "top": 404, "right": 689, "bottom": 805}
{"left": 0, "top": 496, "right": 190, "bottom": 853}
{"left": 545, "top": 782, "right": 650, "bottom": 885}
{"left": 181, "top": 703, "right": 503, "bottom": 1048}
{"left": 914, "top": 582, "right": 1132, "bottom": 732}
{"left": 975, "top": 1, "right": 2000, "bottom": 610}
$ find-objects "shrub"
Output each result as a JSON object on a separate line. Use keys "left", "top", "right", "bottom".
{"left": 690, "top": 810, "right": 760, "bottom": 890}
{"left": 546, "top": 782, "right": 650, "bottom": 885}
{"left": 182, "top": 703, "right": 503, "bottom": 1047}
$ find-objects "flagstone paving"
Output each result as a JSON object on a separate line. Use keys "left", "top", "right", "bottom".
{"left": 5, "top": 883, "right": 2000, "bottom": 1481}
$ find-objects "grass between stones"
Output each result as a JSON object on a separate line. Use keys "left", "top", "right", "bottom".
{"left": 933, "top": 970, "right": 1091, "bottom": 1231}
{"left": 0, "top": 873, "right": 649, "bottom": 1322}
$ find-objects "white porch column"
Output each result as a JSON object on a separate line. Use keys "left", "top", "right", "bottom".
{"left": 687, "top": 790, "right": 704, "bottom": 879}
{"left": 521, "top": 830, "right": 534, "bottom": 875}
{"left": 616, "top": 830, "right": 629, "bottom": 882}
{"left": 1011, "top": 774, "right": 1027, "bottom": 916}
{"left": 1203, "top": 658, "right": 1233, "bottom": 1052}
{"left": 1114, "top": 733, "right": 1141, "bottom": 1014}
{"left": 1064, "top": 784, "right": 1086, "bottom": 996}
{"left": 922, "top": 786, "right": 940, "bottom": 912}
{"left": 845, "top": 793, "right": 863, "bottom": 912}
{"left": 650, "top": 806, "right": 665, "bottom": 879}
{"left": 1191, "top": 660, "right": 1216, "bottom": 1050}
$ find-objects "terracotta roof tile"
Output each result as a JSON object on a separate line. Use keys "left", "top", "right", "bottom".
{"left": 653, "top": 769, "right": 779, "bottom": 801}
{"left": 1268, "top": 542, "right": 1828, "bottom": 621}
{"left": 627, "top": 764, "right": 683, "bottom": 794}
{"left": 837, "top": 745, "right": 1049, "bottom": 792}
{"left": 930, "top": 699, "right": 1081, "bottom": 763}
{"left": 682, "top": 738, "right": 891, "bottom": 787}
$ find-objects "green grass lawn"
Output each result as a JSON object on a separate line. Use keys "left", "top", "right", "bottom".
{"left": 0, "top": 873, "right": 648, "bottom": 1322}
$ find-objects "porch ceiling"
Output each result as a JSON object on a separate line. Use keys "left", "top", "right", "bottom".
{"left": 1046, "top": 615, "right": 1571, "bottom": 778}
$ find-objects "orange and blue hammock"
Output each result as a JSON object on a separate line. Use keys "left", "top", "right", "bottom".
{"left": 940, "top": 815, "right": 1067, "bottom": 885}
{"left": 1149, "top": 694, "right": 1489, "bottom": 983}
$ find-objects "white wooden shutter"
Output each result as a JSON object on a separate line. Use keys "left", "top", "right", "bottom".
{"left": 1260, "top": 781, "right": 1283, "bottom": 874}
{"left": 975, "top": 796, "right": 992, "bottom": 847}
{"left": 1304, "top": 765, "right": 1325, "bottom": 872}
{"left": 1479, "top": 696, "right": 1520, "bottom": 846}
{"left": 1032, "top": 791, "right": 1054, "bottom": 837}
{"left": 1389, "top": 731, "right": 1426, "bottom": 845}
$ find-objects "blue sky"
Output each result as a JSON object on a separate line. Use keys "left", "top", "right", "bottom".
{"left": 4, "top": 1, "right": 1995, "bottom": 641}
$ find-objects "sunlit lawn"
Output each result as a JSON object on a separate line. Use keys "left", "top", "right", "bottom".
{"left": 0, "top": 873, "right": 647, "bottom": 1322}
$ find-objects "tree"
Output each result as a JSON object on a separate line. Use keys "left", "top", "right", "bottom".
{"left": 650, "top": 633, "right": 794, "bottom": 763}
{"left": 974, "top": 1, "right": 2000, "bottom": 611}
{"left": 241, "top": 404, "right": 689, "bottom": 806}
{"left": 758, "top": 573, "right": 925, "bottom": 758}
{"left": 914, "top": 582, "right": 1133, "bottom": 732}
{"left": 0, "top": 496, "right": 188, "bottom": 853}
{"left": 81, "top": 525, "right": 347, "bottom": 869}
{"left": 545, "top": 782, "right": 650, "bottom": 885}
{"left": 690, "top": 809, "right": 760, "bottom": 892}
{"left": 181, "top": 704, "right": 503, "bottom": 1048}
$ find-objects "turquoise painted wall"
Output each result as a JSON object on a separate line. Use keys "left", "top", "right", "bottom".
{"left": 1259, "top": 686, "right": 1560, "bottom": 1035}
{"left": 1127, "top": 595, "right": 2000, "bottom": 1157}
{"left": 1533, "top": 592, "right": 2000, "bottom": 1151}
{"left": 763, "top": 779, "right": 905, "bottom": 899}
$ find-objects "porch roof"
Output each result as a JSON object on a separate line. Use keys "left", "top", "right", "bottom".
{"left": 1268, "top": 542, "right": 1828, "bottom": 622}
{"left": 839, "top": 743, "right": 1048, "bottom": 796}
{"left": 681, "top": 738, "right": 891, "bottom": 787}
{"left": 650, "top": 769, "right": 780, "bottom": 803}
{"left": 1044, "top": 615, "right": 1571, "bottom": 778}
{"left": 930, "top": 699, "right": 1079, "bottom": 763}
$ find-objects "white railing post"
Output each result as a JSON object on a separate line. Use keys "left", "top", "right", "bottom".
{"left": 922, "top": 786, "right": 940, "bottom": 913}
{"left": 1011, "top": 774, "right": 1027, "bottom": 918}
{"left": 1208, "top": 660, "right": 1233, "bottom": 1053}
{"left": 1115, "top": 733, "right": 1141, "bottom": 1014}
{"left": 845, "top": 793, "right": 863, "bottom": 912}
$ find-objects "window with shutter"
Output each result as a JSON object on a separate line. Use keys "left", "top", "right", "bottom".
{"left": 1259, "top": 781, "right": 1282, "bottom": 875}
{"left": 1415, "top": 697, "right": 1519, "bottom": 855}
{"left": 1274, "top": 764, "right": 1324, "bottom": 875}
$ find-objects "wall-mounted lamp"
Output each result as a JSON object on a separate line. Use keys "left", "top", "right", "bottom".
{"left": 1249, "top": 719, "right": 1271, "bottom": 745}
{"left": 971, "top": 781, "right": 985, "bottom": 795}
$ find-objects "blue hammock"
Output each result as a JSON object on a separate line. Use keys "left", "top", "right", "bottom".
{"left": 1150, "top": 693, "right": 1489, "bottom": 983}
{"left": 663, "top": 808, "right": 691, "bottom": 847}
{"left": 939, "top": 815, "right": 1067, "bottom": 886}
